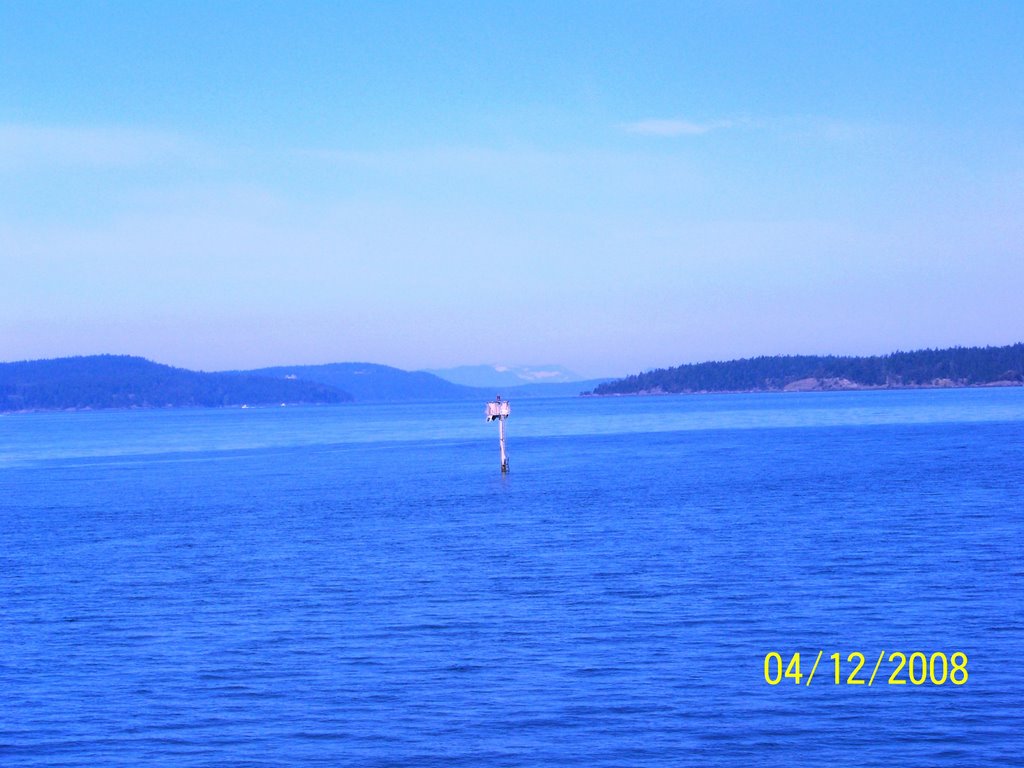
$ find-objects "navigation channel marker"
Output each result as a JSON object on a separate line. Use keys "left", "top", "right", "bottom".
{"left": 485, "top": 395, "right": 510, "bottom": 473}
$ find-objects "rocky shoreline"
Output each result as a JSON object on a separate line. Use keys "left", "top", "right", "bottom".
{"left": 587, "top": 378, "right": 1024, "bottom": 396}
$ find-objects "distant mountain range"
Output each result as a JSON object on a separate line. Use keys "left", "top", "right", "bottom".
{"left": 423, "top": 364, "right": 585, "bottom": 388}
{"left": 0, "top": 356, "right": 611, "bottom": 412}
{"left": 587, "top": 343, "right": 1024, "bottom": 395}
{"left": 245, "top": 362, "right": 611, "bottom": 402}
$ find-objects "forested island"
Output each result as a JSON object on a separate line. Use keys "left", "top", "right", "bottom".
{"left": 587, "top": 343, "right": 1024, "bottom": 396}
{"left": 0, "top": 356, "right": 351, "bottom": 412}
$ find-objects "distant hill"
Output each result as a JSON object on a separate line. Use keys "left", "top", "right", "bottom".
{"left": 245, "top": 362, "right": 481, "bottom": 402}
{"left": 587, "top": 344, "right": 1024, "bottom": 396}
{"left": 246, "top": 363, "right": 609, "bottom": 401}
{"left": 425, "top": 363, "right": 585, "bottom": 388}
{"left": 0, "top": 355, "right": 351, "bottom": 412}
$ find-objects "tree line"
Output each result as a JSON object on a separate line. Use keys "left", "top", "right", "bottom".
{"left": 589, "top": 343, "right": 1024, "bottom": 395}
{"left": 0, "top": 355, "right": 351, "bottom": 411}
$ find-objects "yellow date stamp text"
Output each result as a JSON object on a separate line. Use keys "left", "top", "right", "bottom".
{"left": 763, "top": 651, "right": 968, "bottom": 686}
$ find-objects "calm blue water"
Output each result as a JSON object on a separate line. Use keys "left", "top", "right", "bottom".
{"left": 2, "top": 389, "right": 1023, "bottom": 766}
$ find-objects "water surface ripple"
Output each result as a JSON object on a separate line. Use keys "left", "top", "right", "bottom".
{"left": 1, "top": 389, "right": 1022, "bottom": 765}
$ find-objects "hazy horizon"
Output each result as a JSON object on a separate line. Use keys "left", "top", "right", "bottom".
{"left": 2, "top": 3, "right": 1021, "bottom": 377}
{"left": 4, "top": 340, "right": 1023, "bottom": 385}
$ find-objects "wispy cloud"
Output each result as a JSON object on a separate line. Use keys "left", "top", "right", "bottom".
{"left": 621, "top": 115, "right": 892, "bottom": 144}
{"left": 0, "top": 123, "right": 199, "bottom": 169}
{"left": 620, "top": 118, "right": 737, "bottom": 137}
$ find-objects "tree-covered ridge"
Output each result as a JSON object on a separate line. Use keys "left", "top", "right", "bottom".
{"left": 246, "top": 363, "right": 614, "bottom": 402}
{"left": 589, "top": 343, "right": 1024, "bottom": 395}
{"left": 0, "top": 355, "right": 352, "bottom": 411}
{"left": 248, "top": 362, "right": 479, "bottom": 402}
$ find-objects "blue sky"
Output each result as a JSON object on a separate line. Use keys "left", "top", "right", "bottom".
{"left": 1, "top": 2, "right": 1021, "bottom": 376}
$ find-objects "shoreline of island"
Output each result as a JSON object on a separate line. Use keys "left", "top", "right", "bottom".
{"left": 583, "top": 377, "right": 1024, "bottom": 397}
{"left": 583, "top": 343, "right": 1024, "bottom": 397}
